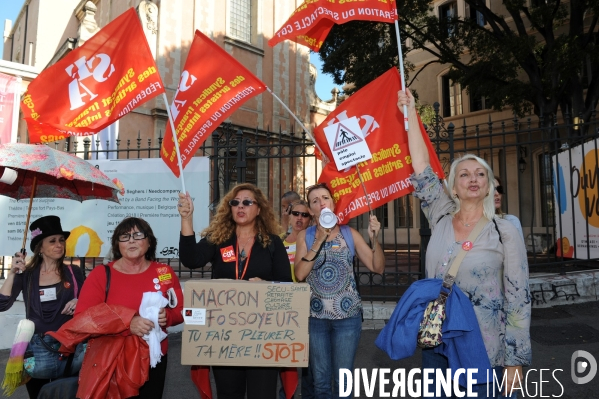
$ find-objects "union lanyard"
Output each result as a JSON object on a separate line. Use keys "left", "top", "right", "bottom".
{"left": 235, "top": 241, "right": 252, "bottom": 280}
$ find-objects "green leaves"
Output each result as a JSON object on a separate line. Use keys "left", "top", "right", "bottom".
{"left": 318, "top": 0, "right": 599, "bottom": 123}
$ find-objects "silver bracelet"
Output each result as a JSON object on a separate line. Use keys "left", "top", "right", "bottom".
{"left": 310, "top": 248, "right": 318, "bottom": 253}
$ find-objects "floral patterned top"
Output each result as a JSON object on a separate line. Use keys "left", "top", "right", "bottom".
{"left": 307, "top": 232, "right": 362, "bottom": 320}
{"left": 411, "top": 166, "right": 532, "bottom": 367}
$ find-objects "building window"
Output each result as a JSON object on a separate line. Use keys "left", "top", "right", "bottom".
{"left": 394, "top": 196, "right": 413, "bottom": 228}
{"left": 539, "top": 153, "right": 555, "bottom": 227}
{"left": 439, "top": 1, "right": 457, "bottom": 37}
{"left": 470, "top": 94, "right": 491, "bottom": 112}
{"left": 374, "top": 203, "right": 389, "bottom": 229}
{"left": 465, "top": 3, "right": 485, "bottom": 26}
{"left": 442, "top": 75, "right": 462, "bottom": 117}
{"left": 229, "top": 0, "right": 253, "bottom": 43}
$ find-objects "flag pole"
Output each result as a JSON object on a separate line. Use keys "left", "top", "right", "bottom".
{"left": 394, "top": 20, "right": 409, "bottom": 132}
{"left": 266, "top": 86, "right": 329, "bottom": 163}
{"left": 355, "top": 165, "right": 377, "bottom": 251}
{"left": 162, "top": 93, "right": 187, "bottom": 193}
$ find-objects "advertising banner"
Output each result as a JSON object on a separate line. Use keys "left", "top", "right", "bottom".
{"left": 0, "top": 157, "right": 209, "bottom": 257}
{"left": 553, "top": 140, "right": 599, "bottom": 259}
{"left": 0, "top": 72, "right": 18, "bottom": 144}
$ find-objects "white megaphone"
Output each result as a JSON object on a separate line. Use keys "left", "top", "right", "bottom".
{"left": 319, "top": 207, "right": 338, "bottom": 229}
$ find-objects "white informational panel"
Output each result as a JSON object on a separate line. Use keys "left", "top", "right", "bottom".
{"left": 553, "top": 140, "right": 599, "bottom": 259}
{"left": 323, "top": 116, "right": 372, "bottom": 171}
{"left": 0, "top": 157, "right": 210, "bottom": 258}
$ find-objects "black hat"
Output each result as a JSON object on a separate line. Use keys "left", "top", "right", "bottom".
{"left": 29, "top": 215, "right": 70, "bottom": 252}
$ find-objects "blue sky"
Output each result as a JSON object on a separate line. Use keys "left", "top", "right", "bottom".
{"left": 0, "top": 1, "right": 337, "bottom": 98}
{"left": 0, "top": 0, "right": 24, "bottom": 55}
{"left": 310, "top": 53, "right": 338, "bottom": 101}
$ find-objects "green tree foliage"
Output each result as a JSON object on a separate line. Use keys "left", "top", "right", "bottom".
{"left": 318, "top": 0, "right": 599, "bottom": 126}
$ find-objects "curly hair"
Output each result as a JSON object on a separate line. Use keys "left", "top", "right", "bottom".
{"left": 201, "top": 183, "right": 280, "bottom": 247}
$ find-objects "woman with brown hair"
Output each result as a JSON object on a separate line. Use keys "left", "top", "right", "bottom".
{"left": 0, "top": 216, "right": 84, "bottom": 398}
{"left": 178, "top": 182, "right": 292, "bottom": 399}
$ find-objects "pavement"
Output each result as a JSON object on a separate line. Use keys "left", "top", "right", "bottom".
{"left": 1, "top": 302, "right": 598, "bottom": 399}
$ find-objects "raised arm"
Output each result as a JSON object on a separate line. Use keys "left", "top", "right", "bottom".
{"left": 178, "top": 191, "right": 194, "bottom": 236}
{"left": 398, "top": 89, "right": 429, "bottom": 175}
{"left": 353, "top": 216, "right": 385, "bottom": 274}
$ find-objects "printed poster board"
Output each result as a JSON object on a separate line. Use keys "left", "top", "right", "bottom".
{"left": 553, "top": 139, "right": 599, "bottom": 259}
{"left": 181, "top": 279, "right": 310, "bottom": 367}
{"left": 0, "top": 157, "right": 209, "bottom": 257}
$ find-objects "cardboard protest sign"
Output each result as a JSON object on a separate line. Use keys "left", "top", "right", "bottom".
{"left": 181, "top": 280, "right": 310, "bottom": 367}
{"left": 324, "top": 116, "right": 372, "bottom": 170}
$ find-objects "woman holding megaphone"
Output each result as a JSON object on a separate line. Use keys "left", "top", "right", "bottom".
{"left": 295, "top": 183, "right": 385, "bottom": 399}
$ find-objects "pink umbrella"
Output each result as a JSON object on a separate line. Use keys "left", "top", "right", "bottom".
{"left": 0, "top": 143, "right": 122, "bottom": 252}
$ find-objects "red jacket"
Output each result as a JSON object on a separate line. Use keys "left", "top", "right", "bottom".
{"left": 47, "top": 303, "right": 150, "bottom": 399}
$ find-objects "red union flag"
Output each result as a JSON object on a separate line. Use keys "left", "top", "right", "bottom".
{"left": 161, "top": 30, "right": 266, "bottom": 177}
{"left": 21, "top": 8, "right": 165, "bottom": 143}
{"left": 314, "top": 68, "right": 444, "bottom": 223}
{"left": 268, "top": 0, "right": 398, "bottom": 51}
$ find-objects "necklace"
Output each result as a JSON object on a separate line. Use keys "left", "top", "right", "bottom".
{"left": 237, "top": 235, "right": 254, "bottom": 260}
{"left": 458, "top": 214, "right": 480, "bottom": 227}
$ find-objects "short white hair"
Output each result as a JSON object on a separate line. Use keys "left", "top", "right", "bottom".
{"left": 446, "top": 154, "right": 496, "bottom": 221}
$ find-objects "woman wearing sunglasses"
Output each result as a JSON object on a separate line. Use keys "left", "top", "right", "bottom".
{"left": 178, "top": 183, "right": 292, "bottom": 399}
{"left": 294, "top": 183, "right": 385, "bottom": 399}
{"left": 281, "top": 200, "right": 313, "bottom": 282}
{"left": 494, "top": 177, "right": 524, "bottom": 241}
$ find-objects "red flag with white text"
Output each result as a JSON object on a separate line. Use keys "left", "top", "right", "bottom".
{"left": 21, "top": 8, "right": 165, "bottom": 143}
{"left": 161, "top": 30, "right": 266, "bottom": 177}
{"left": 268, "top": 0, "right": 398, "bottom": 51}
{"left": 314, "top": 68, "right": 444, "bottom": 224}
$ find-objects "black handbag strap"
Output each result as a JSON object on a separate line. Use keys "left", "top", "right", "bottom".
{"left": 104, "top": 264, "right": 111, "bottom": 302}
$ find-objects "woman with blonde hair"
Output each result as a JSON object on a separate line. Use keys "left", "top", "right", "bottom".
{"left": 397, "top": 88, "right": 531, "bottom": 398}
{"left": 178, "top": 183, "right": 292, "bottom": 399}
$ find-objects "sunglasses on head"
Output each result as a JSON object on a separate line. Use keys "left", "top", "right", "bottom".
{"left": 228, "top": 199, "right": 255, "bottom": 207}
{"left": 291, "top": 211, "right": 310, "bottom": 218}
{"left": 495, "top": 185, "right": 504, "bottom": 194}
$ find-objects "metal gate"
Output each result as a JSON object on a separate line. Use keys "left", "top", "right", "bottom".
{"left": 3, "top": 107, "right": 598, "bottom": 301}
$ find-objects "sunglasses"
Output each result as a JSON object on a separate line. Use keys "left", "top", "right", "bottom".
{"left": 291, "top": 211, "right": 310, "bottom": 218}
{"left": 495, "top": 185, "right": 504, "bottom": 194}
{"left": 229, "top": 199, "right": 255, "bottom": 207}
{"left": 118, "top": 232, "right": 147, "bottom": 242}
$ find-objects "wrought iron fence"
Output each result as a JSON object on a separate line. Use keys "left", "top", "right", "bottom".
{"left": 3, "top": 108, "right": 598, "bottom": 301}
